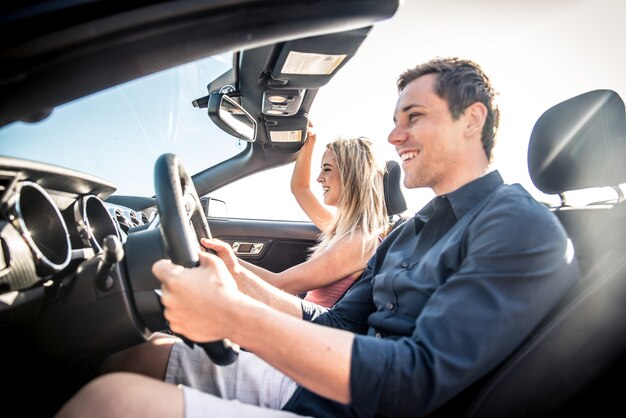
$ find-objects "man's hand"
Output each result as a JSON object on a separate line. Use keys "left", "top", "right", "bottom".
{"left": 152, "top": 252, "right": 242, "bottom": 343}
{"left": 153, "top": 246, "right": 353, "bottom": 405}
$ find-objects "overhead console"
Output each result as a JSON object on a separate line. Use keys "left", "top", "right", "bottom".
{"left": 197, "top": 27, "right": 373, "bottom": 150}
{"left": 261, "top": 27, "right": 371, "bottom": 147}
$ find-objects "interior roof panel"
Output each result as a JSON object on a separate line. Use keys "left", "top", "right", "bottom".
{"left": 0, "top": 0, "right": 399, "bottom": 127}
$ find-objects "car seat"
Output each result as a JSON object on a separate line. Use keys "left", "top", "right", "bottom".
{"left": 454, "top": 90, "right": 626, "bottom": 417}
{"left": 383, "top": 160, "right": 408, "bottom": 230}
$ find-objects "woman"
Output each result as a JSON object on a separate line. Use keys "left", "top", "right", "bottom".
{"left": 204, "top": 122, "right": 388, "bottom": 307}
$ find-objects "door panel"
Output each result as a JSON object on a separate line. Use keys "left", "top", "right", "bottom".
{"left": 208, "top": 217, "right": 320, "bottom": 273}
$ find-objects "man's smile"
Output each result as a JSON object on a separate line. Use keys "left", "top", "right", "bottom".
{"left": 399, "top": 151, "right": 418, "bottom": 161}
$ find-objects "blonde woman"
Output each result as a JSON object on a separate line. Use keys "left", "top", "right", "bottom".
{"left": 204, "top": 123, "right": 388, "bottom": 307}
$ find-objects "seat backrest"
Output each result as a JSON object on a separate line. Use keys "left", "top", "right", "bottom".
{"left": 383, "top": 160, "right": 407, "bottom": 217}
{"left": 460, "top": 90, "right": 626, "bottom": 417}
{"left": 383, "top": 160, "right": 408, "bottom": 232}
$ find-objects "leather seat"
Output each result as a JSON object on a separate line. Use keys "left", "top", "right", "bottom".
{"left": 383, "top": 160, "right": 408, "bottom": 230}
{"left": 383, "top": 160, "right": 407, "bottom": 218}
{"left": 459, "top": 90, "right": 626, "bottom": 417}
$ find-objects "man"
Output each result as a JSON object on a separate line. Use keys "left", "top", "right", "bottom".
{"left": 55, "top": 58, "right": 579, "bottom": 418}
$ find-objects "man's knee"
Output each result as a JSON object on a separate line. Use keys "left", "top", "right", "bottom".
{"left": 56, "top": 373, "right": 137, "bottom": 417}
{"left": 55, "top": 373, "right": 183, "bottom": 418}
{"left": 98, "top": 334, "right": 177, "bottom": 378}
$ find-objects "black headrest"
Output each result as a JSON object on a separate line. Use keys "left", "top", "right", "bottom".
{"left": 528, "top": 89, "right": 626, "bottom": 195}
{"left": 383, "top": 160, "right": 407, "bottom": 216}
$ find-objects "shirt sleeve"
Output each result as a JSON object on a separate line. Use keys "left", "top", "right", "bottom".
{"left": 349, "top": 192, "right": 580, "bottom": 417}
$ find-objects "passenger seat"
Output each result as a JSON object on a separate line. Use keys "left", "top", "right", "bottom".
{"left": 383, "top": 160, "right": 408, "bottom": 231}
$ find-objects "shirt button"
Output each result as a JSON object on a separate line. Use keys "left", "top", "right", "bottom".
{"left": 401, "top": 262, "right": 409, "bottom": 268}
{"left": 386, "top": 302, "right": 395, "bottom": 310}
{"left": 375, "top": 332, "right": 382, "bottom": 338}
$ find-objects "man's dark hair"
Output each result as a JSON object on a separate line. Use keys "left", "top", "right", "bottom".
{"left": 397, "top": 58, "right": 500, "bottom": 161}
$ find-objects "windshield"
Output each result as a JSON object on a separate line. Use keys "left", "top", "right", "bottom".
{"left": 0, "top": 52, "right": 246, "bottom": 197}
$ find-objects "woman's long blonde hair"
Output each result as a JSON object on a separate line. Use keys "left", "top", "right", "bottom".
{"left": 309, "top": 136, "right": 388, "bottom": 259}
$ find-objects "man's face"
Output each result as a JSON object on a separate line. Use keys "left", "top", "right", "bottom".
{"left": 388, "top": 73, "right": 467, "bottom": 194}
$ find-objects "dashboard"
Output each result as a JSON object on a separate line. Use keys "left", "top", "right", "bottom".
{"left": 0, "top": 156, "right": 154, "bottom": 309}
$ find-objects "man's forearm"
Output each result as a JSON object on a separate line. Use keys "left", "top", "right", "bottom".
{"left": 153, "top": 251, "right": 354, "bottom": 404}
{"left": 231, "top": 295, "right": 354, "bottom": 404}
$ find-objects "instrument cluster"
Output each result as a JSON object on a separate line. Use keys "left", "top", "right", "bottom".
{"left": 0, "top": 174, "right": 150, "bottom": 295}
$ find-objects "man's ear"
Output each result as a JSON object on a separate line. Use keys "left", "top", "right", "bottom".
{"left": 463, "top": 102, "right": 488, "bottom": 138}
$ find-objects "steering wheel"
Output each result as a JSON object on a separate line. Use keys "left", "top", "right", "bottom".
{"left": 154, "top": 153, "right": 239, "bottom": 366}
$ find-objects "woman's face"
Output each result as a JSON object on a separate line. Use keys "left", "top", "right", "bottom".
{"left": 317, "top": 148, "right": 342, "bottom": 207}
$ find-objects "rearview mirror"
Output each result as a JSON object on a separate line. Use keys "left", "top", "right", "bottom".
{"left": 208, "top": 94, "right": 257, "bottom": 142}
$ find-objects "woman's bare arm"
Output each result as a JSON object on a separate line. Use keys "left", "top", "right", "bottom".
{"left": 203, "top": 236, "right": 371, "bottom": 295}
{"left": 291, "top": 121, "right": 333, "bottom": 230}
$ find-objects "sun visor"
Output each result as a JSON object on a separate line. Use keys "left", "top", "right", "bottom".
{"left": 263, "top": 113, "right": 309, "bottom": 145}
{"left": 270, "top": 26, "right": 371, "bottom": 89}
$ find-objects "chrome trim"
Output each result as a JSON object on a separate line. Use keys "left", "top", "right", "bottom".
{"left": 232, "top": 241, "right": 264, "bottom": 255}
{"left": 11, "top": 181, "right": 71, "bottom": 275}
{"left": 73, "top": 195, "right": 120, "bottom": 252}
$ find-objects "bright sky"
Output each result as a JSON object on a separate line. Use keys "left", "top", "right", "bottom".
{"left": 223, "top": 0, "right": 625, "bottom": 220}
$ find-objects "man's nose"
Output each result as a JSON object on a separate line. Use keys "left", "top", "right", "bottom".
{"left": 388, "top": 126, "right": 407, "bottom": 145}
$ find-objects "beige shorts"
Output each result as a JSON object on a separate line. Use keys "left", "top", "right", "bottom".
{"left": 165, "top": 341, "right": 311, "bottom": 418}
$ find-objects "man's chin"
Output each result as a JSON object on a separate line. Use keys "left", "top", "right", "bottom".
{"left": 403, "top": 178, "right": 422, "bottom": 189}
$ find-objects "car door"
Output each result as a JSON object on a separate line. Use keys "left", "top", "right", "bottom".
{"left": 202, "top": 165, "right": 322, "bottom": 274}
{"left": 209, "top": 217, "right": 320, "bottom": 273}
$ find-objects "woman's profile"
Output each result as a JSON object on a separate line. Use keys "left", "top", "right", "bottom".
{"left": 204, "top": 121, "right": 388, "bottom": 307}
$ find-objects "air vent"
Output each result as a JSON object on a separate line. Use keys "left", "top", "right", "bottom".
{"left": 129, "top": 211, "right": 140, "bottom": 227}
{"left": 141, "top": 212, "right": 149, "bottom": 224}
{"left": 114, "top": 209, "right": 130, "bottom": 234}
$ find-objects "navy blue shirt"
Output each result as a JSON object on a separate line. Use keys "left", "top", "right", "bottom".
{"left": 283, "top": 170, "right": 580, "bottom": 418}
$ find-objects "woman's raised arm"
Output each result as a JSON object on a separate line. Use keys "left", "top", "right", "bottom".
{"left": 290, "top": 121, "right": 333, "bottom": 230}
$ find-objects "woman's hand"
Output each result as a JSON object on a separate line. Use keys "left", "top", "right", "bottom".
{"left": 295, "top": 120, "right": 317, "bottom": 160}
{"left": 201, "top": 238, "right": 242, "bottom": 276}
{"left": 304, "top": 119, "right": 316, "bottom": 146}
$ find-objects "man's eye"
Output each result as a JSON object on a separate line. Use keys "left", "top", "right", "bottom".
{"left": 408, "top": 113, "right": 422, "bottom": 122}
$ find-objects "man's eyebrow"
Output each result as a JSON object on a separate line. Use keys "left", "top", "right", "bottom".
{"left": 401, "top": 103, "right": 425, "bottom": 113}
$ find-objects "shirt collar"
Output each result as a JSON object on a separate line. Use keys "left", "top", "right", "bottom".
{"left": 446, "top": 170, "right": 504, "bottom": 219}
{"left": 415, "top": 170, "right": 504, "bottom": 223}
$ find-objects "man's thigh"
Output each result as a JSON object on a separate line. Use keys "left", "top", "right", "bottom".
{"left": 182, "top": 386, "right": 313, "bottom": 418}
{"left": 165, "top": 342, "right": 298, "bottom": 410}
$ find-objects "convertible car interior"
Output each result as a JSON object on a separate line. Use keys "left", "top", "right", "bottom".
{"left": 0, "top": 1, "right": 624, "bottom": 417}
{"left": 0, "top": 1, "right": 403, "bottom": 415}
